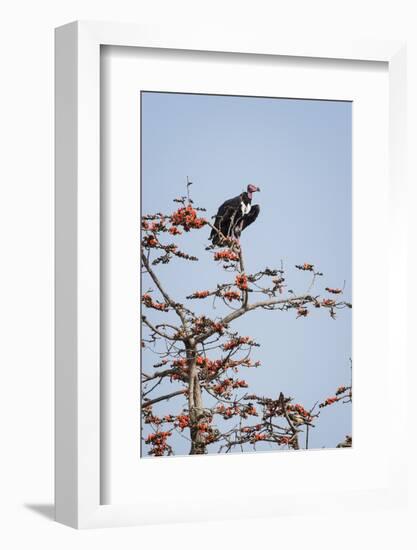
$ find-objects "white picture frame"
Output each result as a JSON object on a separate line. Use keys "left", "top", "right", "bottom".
{"left": 55, "top": 21, "right": 407, "bottom": 529}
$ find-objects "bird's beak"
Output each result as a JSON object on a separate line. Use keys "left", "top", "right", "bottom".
{"left": 256, "top": 187, "right": 261, "bottom": 192}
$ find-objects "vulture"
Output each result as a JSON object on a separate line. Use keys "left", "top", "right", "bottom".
{"left": 209, "top": 184, "right": 260, "bottom": 246}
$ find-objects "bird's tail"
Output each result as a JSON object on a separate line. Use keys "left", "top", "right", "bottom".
{"left": 209, "top": 232, "right": 221, "bottom": 246}
{"left": 209, "top": 220, "right": 221, "bottom": 245}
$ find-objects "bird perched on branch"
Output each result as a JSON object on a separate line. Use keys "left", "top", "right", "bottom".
{"left": 209, "top": 184, "right": 261, "bottom": 246}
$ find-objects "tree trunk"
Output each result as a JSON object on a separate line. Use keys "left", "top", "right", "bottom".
{"left": 187, "top": 345, "right": 206, "bottom": 454}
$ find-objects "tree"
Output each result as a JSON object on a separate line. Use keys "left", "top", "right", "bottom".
{"left": 141, "top": 187, "right": 352, "bottom": 456}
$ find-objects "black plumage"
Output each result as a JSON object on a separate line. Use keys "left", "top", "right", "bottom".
{"left": 209, "top": 185, "right": 260, "bottom": 246}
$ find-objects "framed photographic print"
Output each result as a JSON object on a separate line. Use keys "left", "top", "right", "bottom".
{"left": 55, "top": 21, "right": 407, "bottom": 528}
{"left": 138, "top": 90, "right": 353, "bottom": 459}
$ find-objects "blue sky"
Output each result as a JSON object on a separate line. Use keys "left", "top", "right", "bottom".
{"left": 141, "top": 91, "right": 352, "bottom": 455}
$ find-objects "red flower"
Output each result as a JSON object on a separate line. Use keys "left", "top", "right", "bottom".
{"left": 143, "top": 235, "right": 158, "bottom": 247}
{"left": 142, "top": 294, "right": 169, "bottom": 312}
{"left": 296, "top": 263, "right": 314, "bottom": 271}
{"left": 189, "top": 290, "right": 210, "bottom": 299}
{"left": 223, "top": 336, "right": 252, "bottom": 351}
{"left": 168, "top": 226, "right": 182, "bottom": 235}
{"left": 212, "top": 322, "right": 225, "bottom": 334}
{"left": 235, "top": 274, "right": 248, "bottom": 290}
{"left": 223, "top": 290, "right": 241, "bottom": 302}
{"left": 175, "top": 414, "right": 190, "bottom": 431}
{"left": 319, "top": 396, "right": 338, "bottom": 408}
{"left": 245, "top": 405, "right": 258, "bottom": 416}
{"left": 325, "top": 287, "right": 342, "bottom": 294}
{"left": 145, "top": 430, "right": 172, "bottom": 456}
{"left": 170, "top": 205, "right": 207, "bottom": 231}
{"left": 322, "top": 298, "right": 336, "bottom": 307}
{"left": 214, "top": 249, "right": 239, "bottom": 262}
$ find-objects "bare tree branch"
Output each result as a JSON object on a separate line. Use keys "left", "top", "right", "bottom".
{"left": 142, "top": 389, "right": 187, "bottom": 408}
{"left": 142, "top": 315, "right": 179, "bottom": 341}
{"left": 141, "top": 251, "right": 187, "bottom": 327}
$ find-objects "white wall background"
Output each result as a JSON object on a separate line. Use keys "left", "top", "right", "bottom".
{"left": 0, "top": 1, "right": 416, "bottom": 548}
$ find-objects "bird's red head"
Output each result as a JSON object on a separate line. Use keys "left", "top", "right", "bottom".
{"left": 247, "top": 184, "right": 260, "bottom": 198}
{"left": 247, "top": 184, "right": 260, "bottom": 193}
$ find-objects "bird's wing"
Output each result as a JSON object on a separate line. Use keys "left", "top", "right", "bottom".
{"left": 210, "top": 195, "right": 242, "bottom": 239}
{"left": 241, "top": 204, "right": 260, "bottom": 231}
{"left": 216, "top": 195, "right": 242, "bottom": 217}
